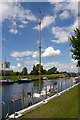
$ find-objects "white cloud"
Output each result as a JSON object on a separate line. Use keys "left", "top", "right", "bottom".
{"left": 24, "top": 60, "right": 38, "bottom": 65}
{"left": 59, "top": 10, "right": 70, "bottom": 20}
{"left": 1, "top": 2, "right": 36, "bottom": 34}
{"left": 34, "top": 15, "right": 56, "bottom": 30}
{"left": 22, "top": 20, "right": 28, "bottom": 24}
{"left": 42, "top": 47, "right": 61, "bottom": 58}
{"left": 51, "top": 26, "right": 69, "bottom": 43}
{"left": 10, "top": 50, "right": 32, "bottom": 58}
{"left": 17, "top": 63, "right": 21, "bottom": 67}
{"left": 9, "top": 28, "right": 18, "bottom": 34}
{"left": 32, "top": 51, "right": 38, "bottom": 58}
{"left": 52, "top": 2, "right": 78, "bottom": 16}
{"left": 43, "top": 61, "right": 77, "bottom": 72}
{"left": 71, "top": 59, "right": 78, "bottom": 63}
{"left": 19, "top": 24, "right": 25, "bottom": 28}
{"left": 16, "top": 58, "right": 23, "bottom": 61}
{"left": 51, "top": 18, "right": 78, "bottom": 43}
{"left": 2, "top": 2, "right": 36, "bottom": 22}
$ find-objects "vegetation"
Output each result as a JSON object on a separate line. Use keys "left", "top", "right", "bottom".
{"left": 46, "top": 67, "right": 58, "bottom": 74}
{"left": 21, "top": 67, "right": 28, "bottom": 75}
{"left": 1, "top": 64, "right": 71, "bottom": 81}
{"left": 69, "top": 28, "right": 80, "bottom": 67}
{"left": 19, "top": 85, "right": 79, "bottom": 119}
{"left": 1, "top": 73, "right": 71, "bottom": 82}
{"left": 30, "top": 64, "right": 46, "bottom": 75}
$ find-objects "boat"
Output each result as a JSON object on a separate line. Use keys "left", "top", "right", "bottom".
{"left": 0, "top": 79, "right": 14, "bottom": 84}
{"left": 59, "top": 75, "right": 66, "bottom": 78}
{"left": 43, "top": 77, "right": 48, "bottom": 80}
{"left": 18, "top": 77, "right": 32, "bottom": 83}
{"left": 73, "top": 77, "right": 80, "bottom": 83}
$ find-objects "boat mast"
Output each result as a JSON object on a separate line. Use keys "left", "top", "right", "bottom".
{"left": 39, "top": 11, "right": 41, "bottom": 94}
{"left": 4, "top": 57, "right": 6, "bottom": 77}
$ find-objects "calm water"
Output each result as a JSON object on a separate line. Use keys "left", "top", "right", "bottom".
{"left": 1, "top": 78, "right": 74, "bottom": 119}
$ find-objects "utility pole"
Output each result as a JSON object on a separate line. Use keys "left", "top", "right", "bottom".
{"left": 39, "top": 11, "right": 41, "bottom": 94}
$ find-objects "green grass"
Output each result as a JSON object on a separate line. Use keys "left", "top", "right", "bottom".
{"left": 19, "top": 85, "right": 79, "bottom": 119}
{"left": 1, "top": 73, "right": 70, "bottom": 82}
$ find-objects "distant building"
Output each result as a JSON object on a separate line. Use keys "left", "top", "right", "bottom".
{"left": 0, "top": 62, "right": 13, "bottom": 74}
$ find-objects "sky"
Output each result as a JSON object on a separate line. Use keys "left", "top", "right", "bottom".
{"left": 1, "top": 0, "right": 80, "bottom": 73}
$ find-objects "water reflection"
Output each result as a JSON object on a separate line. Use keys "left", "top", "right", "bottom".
{"left": 1, "top": 78, "right": 74, "bottom": 119}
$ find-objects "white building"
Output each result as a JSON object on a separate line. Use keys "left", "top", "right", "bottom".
{"left": 0, "top": 62, "right": 13, "bottom": 73}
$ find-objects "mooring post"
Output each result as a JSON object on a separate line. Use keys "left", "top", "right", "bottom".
{"left": 58, "top": 82, "right": 59, "bottom": 93}
{"left": 61, "top": 81, "right": 62, "bottom": 91}
{"left": 68, "top": 80, "right": 69, "bottom": 88}
{"left": 46, "top": 86, "right": 47, "bottom": 99}
{"left": 32, "top": 88, "right": 33, "bottom": 105}
{"left": 71, "top": 79, "right": 73, "bottom": 86}
{"left": 14, "top": 101, "right": 15, "bottom": 119}
{"left": 50, "top": 85, "right": 51, "bottom": 96}
{"left": 53, "top": 84, "right": 54, "bottom": 94}
{"left": 8, "top": 101, "right": 10, "bottom": 115}
{"left": 22, "top": 90, "right": 24, "bottom": 109}
{"left": 65, "top": 80, "right": 67, "bottom": 89}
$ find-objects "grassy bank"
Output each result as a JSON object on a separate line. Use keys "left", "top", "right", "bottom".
{"left": 1, "top": 73, "right": 70, "bottom": 82}
{"left": 19, "top": 84, "right": 79, "bottom": 119}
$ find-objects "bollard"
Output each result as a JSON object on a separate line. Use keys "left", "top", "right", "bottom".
{"left": 32, "top": 88, "right": 33, "bottom": 105}
{"left": 46, "top": 86, "right": 47, "bottom": 99}
{"left": 22, "top": 90, "right": 24, "bottom": 109}
{"left": 61, "top": 81, "right": 62, "bottom": 91}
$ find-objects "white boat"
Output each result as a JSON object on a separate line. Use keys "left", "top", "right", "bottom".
{"left": 43, "top": 77, "right": 48, "bottom": 80}
{"left": 73, "top": 77, "right": 80, "bottom": 83}
{"left": 18, "top": 77, "right": 32, "bottom": 83}
{"left": 0, "top": 79, "right": 14, "bottom": 84}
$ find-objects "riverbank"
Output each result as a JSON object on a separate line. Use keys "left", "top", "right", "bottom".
{"left": 18, "top": 84, "right": 80, "bottom": 119}
{"left": 1, "top": 73, "right": 70, "bottom": 82}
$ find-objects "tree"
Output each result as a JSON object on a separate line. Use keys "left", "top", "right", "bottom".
{"left": 47, "top": 67, "right": 57, "bottom": 74}
{"left": 22, "top": 67, "right": 28, "bottom": 75}
{"left": 69, "top": 28, "right": 80, "bottom": 67}
{"left": 30, "top": 64, "right": 46, "bottom": 75}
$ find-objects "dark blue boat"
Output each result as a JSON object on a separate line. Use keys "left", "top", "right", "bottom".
{"left": 18, "top": 77, "right": 32, "bottom": 83}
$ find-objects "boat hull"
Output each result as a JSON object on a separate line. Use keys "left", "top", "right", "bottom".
{"left": 18, "top": 80, "right": 31, "bottom": 83}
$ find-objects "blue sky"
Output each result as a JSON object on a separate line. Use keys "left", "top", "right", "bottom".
{"left": 2, "top": 1, "right": 79, "bottom": 73}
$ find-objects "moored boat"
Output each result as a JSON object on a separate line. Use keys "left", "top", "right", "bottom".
{"left": 18, "top": 77, "right": 32, "bottom": 83}
{"left": 43, "top": 77, "right": 48, "bottom": 80}
{"left": 0, "top": 79, "right": 14, "bottom": 84}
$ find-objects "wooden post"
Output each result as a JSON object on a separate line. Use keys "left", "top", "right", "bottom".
{"left": 50, "top": 85, "right": 51, "bottom": 96}
{"left": 32, "top": 88, "right": 33, "bottom": 105}
{"left": 53, "top": 84, "right": 54, "bottom": 94}
{"left": 39, "top": 11, "right": 41, "bottom": 94}
{"left": 68, "top": 80, "right": 69, "bottom": 88}
{"left": 46, "top": 86, "right": 47, "bottom": 99}
{"left": 58, "top": 82, "right": 59, "bottom": 93}
{"left": 14, "top": 101, "right": 15, "bottom": 119}
{"left": 65, "top": 80, "right": 67, "bottom": 89}
{"left": 22, "top": 90, "right": 24, "bottom": 109}
{"left": 8, "top": 101, "right": 10, "bottom": 115}
{"left": 61, "top": 81, "right": 62, "bottom": 91}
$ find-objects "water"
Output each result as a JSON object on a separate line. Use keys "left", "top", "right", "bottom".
{"left": 1, "top": 77, "right": 74, "bottom": 119}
